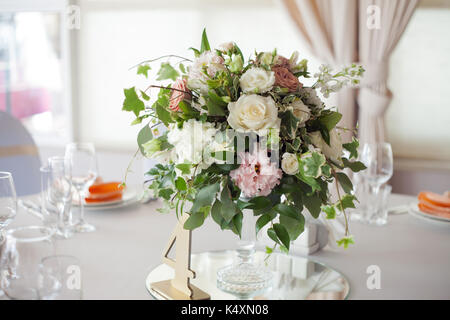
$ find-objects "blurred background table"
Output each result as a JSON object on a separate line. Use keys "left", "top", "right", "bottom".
{"left": 9, "top": 193, "right": 450, "bottom": 299}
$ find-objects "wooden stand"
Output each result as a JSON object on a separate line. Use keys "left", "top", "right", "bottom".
{"left": 149, "top": 214, "right": 210, "bottom": 300}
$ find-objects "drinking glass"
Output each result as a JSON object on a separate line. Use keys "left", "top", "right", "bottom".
{"left": 360, "top": 143, "right": 393, "bottom": 224}
{"left": 65, "top": 143, "right": 98, "bottom": 233}
{"left": 2, "top": 226, "right": 56, "bottom": 299}
{"left": 363, "top": 184, "right": 392, "bottom": 226}
{"left": 39, "top": 255, "right": 82, "bottom": 300}
{"left": 0, "top": 172, "right": 17, "bottom": 243}
{"left": 47, "top": 157, "right": 73, "bottom": 238}
{"left": 42, "top": 164, "right": 73, "bottom": 239}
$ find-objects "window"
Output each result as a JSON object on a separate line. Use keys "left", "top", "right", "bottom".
{"left": 0, "top": 0, "right": 72, "bottom": 146}
{"left": 75, "top": 0, "right": 320, "bottom": 150}
{"left": 386, "top": 6, "right": 450, "bottom": 163}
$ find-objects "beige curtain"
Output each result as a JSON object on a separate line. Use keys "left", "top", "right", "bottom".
{"left": 358, "top": 0, "right": 418, "bottom": 143}
{"left": 281, "top": 0, "right": 418, "bottom": 144}
{"left": 282, "top": 0, "right": 358, "bottom": 142}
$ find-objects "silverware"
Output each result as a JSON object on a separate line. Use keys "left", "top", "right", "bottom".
{"left": 18, "top": 200, "right": 44, "bottom": 220}
{"left": 387, "top": 205, "right": 409, "bottom": 215}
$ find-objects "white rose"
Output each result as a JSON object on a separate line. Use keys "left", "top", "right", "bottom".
{"left": 227, "top": 94, "right": 280, "bottom": 133}
{"left": 289, "top": 99, "right": 310, "bottom": 126}
{"left": 188, "top": 51, "right": 225, "bottom": 94}
{"left": 309, "top": 129, "right": 343, "bottom": 161}
{"left": 167, "top": 119, "right": 218, "bottom": 169}
{"left": 239, "top": 68, "right": 275, "bottom": 93}
{"left": 281, "top": 152, "right": 299, "bottom": 175}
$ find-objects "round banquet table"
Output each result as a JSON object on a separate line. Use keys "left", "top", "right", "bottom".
{"left": 6, "top": 193, "right": 450, "bottom": 299}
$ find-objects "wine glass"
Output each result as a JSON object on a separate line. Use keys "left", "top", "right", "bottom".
{"left": 44, "top": 162, "right": 73, "bottom": 239}
{"left": 65, "top": 143, "right": 98, "bottom": 233}
{"left": 0, "top": 172, "right": 17, "bottom": 243}
{"left": 0, "top": 172, "right": 17, "bottom": 298}
{"left": 360, "top": 143, "right": 393, "bottom": 223}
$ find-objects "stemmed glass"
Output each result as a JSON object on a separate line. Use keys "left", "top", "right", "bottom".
{"left": 65, "top": 143, "right": 98, "bottom": 233}
{"left": 47, "top": 157, "right": 73, "bottom": 238}
{"left": 0, "top": 172, "right": 17, "bottom": 243}
{"left": 360, "top": 143, "right": 394, "bottom": 223}
{"left": 0, "top": 172, "right": 17, "bottom": 298}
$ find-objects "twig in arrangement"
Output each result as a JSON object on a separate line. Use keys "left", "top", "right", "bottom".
{"left": 330, "top": 163, "right": 349, "bottom": 236}
{"left": 145, "top": 85, "right": 192, "bottom": 95}
{"left": 129, "top": 55, "right": 193, "bottom": 70}
{"left": 122, "top": 148, "right": 140, "bottom": 187}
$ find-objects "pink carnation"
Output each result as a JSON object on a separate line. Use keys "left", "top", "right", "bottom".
{"left": 169, "top": 78, "right": 191, "bottom": 112}
{"left": 230, "top": 147, "right": 282, "bottom": 198}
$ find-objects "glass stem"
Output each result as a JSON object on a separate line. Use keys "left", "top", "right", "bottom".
{"left": 77, "top": 187, "right": 85, "bottom": 225}
{"left": 237, "top": 208, "right": 256, "bottom": 264}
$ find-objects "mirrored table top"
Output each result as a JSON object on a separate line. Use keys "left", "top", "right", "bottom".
{"left": 146, "top": 250, "right": 349, "bottom": 300}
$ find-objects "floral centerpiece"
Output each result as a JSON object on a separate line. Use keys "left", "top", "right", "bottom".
{"left": 122, "top": 29, "right": 365, "bottom": 252}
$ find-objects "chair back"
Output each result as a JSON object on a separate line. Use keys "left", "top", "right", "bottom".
{"left": 0, "top": 111, "right": 41, "bottom": 196}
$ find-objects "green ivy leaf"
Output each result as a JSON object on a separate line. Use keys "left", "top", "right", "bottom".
{"left": 342, "top": 158, "right": 366, "bottom": 172}
{"left": 220, "top": 183, "right": 238, "bottom": 222}
{"left": 156, "top": 62, "right": 179, "bottom": 81}
{"left": 230, "top": 210, "right": 243, "bottom": 237}
{"left": 140, "top": 90, "right": 150, "bottom": 101}
{"left": 200, "top": 28, "right": 211, "bottom": 53}
{"left": 175, "top": 177, "right": 187, "bottom": 191}
{"left": 303, "top": 193, "right": 322, "bottom": 218}
{"left": 158, "top": 188, "right": 173, "bottom": 200}
{"left": 137, "top": 64, "right": 151, "bottom": 78}
{"left": 191, "top": 182, "right": 220, "bottom": 214}
{"left": 301, "top": 152, "right": 326, "bottom": 178}
{"left": 137, "top": 124, "right": 153, "bottom": 156}
{"left": 267, "top": 228, "right": 280, "bottom": 245}
{"left": 255, "top": 212, "right": 276, "bottom": 235}
{"left": 247, "top": 197, "right": 272, "bottom": 210}
{"left": 343, "top": 138, "right": 359, "bottom": 159}
{"left": 336, "top": 235, "right": 355, "bottom": 248}
{"left": 155, "top": 103, "right": 173, "bottom": 126}
{"left": 337, "top": 194, "right": 357, "bottom": 211}
{"left": 281, "top": 110, "right": 300, "bottom": 139}
{"left": 273, "top": 223, "right": 290, "bottom": 250}
{"left": 274, "top": 204, "right": 302, "bottom": 221}
{"left": 175, "top": 163, "right": 192, "bottom": 175}
{"left": 321, "top": 205, "right": 336, "bottom": 219}
{"left": 206, "top": 99, "right": 226, "bottom": 116}
{"left": 336, "top": 172, "right": 353, "bottom": 193}
{"left": 319, "top": 110, "right": 342, "bottom": 131}
{"left": 279, "top": 214, "right": 305, "bottom": 241}
{"left": 265, "top": 246, "right": 274, "bottom": 254}
{"left": 123, "top": 87, "right": 145, "bottom": 117}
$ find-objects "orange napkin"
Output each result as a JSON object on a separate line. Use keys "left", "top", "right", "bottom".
{"left": 417, "top": 191, "right": 450, "bottom": 218}
{"left": 85, "top": 181, "right": 124, "bottom": 203}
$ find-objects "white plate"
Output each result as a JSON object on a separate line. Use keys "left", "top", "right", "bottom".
{"left": 409, "top": 202, "right": 450, "bottom": 224}
{"left": 72, "top": 187, "right": 139, "bottom": 209}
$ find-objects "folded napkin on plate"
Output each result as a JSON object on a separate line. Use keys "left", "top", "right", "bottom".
{"left": 417, "top": 191, "right": 450, "bottom": 218}
{"left": 85, "top": 181, "right": 124, "bottom": 203}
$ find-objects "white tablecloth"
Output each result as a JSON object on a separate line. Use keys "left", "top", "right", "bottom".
{"left": 9, "top": 193, "right": 450, "bottom": 300}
